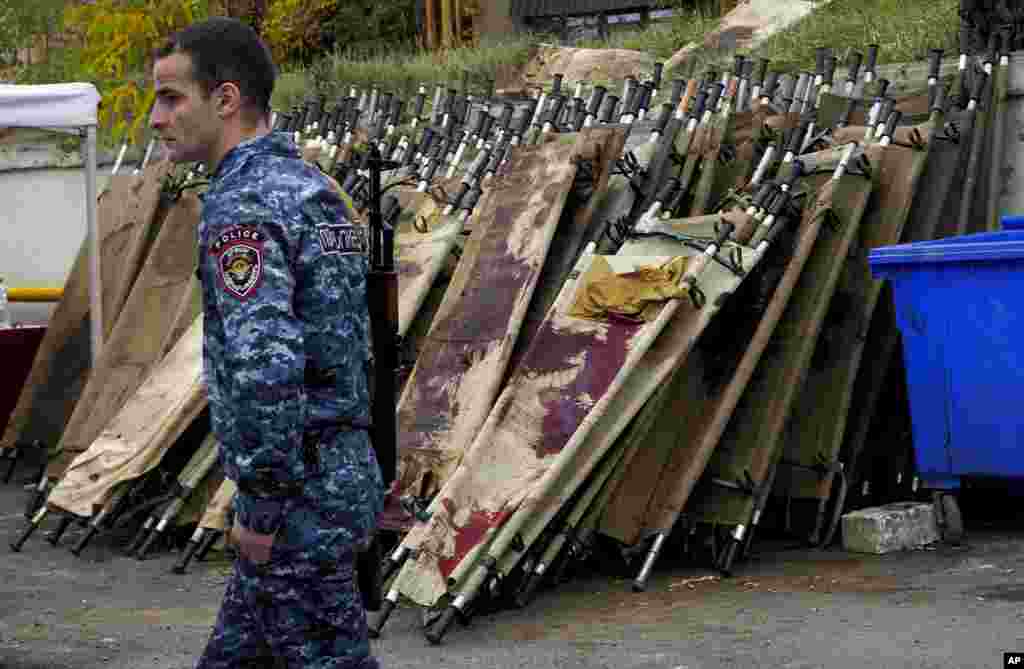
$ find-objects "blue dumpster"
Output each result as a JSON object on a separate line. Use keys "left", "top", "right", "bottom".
{"left": 869, "top": 232, "right": 1024, "bottom": 490}
{"left": 1001, "top": 215, "right": 1024, "bottom": 231}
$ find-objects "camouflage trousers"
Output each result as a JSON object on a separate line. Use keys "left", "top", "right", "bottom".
{"left": 195, "top": 553, "right": 378, "bottom": 669}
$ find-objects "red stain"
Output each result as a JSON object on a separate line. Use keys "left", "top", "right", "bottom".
{"left": 523, "top": 316, "right": 642, "bottom": 458}
{"left": 396, "top": 210, "right": 533, "bottom": 466}
{"left": 437, "top": 501, "right": 511, "bottom": 578}
{"left": 423, "top": 314, "right": 642, "bottom": 576}
{"left": 396, "top": 159, "right": 572, "bottom": 500}
{"left": 377, "top": 493, "right": 413, "bottom": 533}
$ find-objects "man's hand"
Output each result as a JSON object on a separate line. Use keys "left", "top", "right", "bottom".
{"left": 229, "top": 524, "right": 276, "bottom": 564}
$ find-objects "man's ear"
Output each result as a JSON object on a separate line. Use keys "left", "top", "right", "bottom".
{"left": 215, "top": 82, "right": 243, "bottom": 118}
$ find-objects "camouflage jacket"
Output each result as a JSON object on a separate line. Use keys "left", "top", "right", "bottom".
{"left": 199, "top": 131, "right": 375, "bottom": 537}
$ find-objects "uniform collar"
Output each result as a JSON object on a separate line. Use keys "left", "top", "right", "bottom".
{"left": 209, "top": 131, "right": 299, "bottom": 184}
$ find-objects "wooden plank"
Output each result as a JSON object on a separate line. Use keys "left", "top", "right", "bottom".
{"left": 47, "top": 316, "right": 206, "bottom": 518}
{"left": 0, "top": 161, "right": 173, "bottom": 456}
{"left": 384, "top": 134, "right": 585, "bottom": 529}
{"left": 45, "top": 192, "right": 202, "bottom": 482}
{"left": 425, "top": 0, "right": 437, "bottom": 50}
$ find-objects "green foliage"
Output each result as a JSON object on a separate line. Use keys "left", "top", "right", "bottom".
{"left": 263, "top": 0, "right": 419, "bottom": 65}
{"left": 0, "top": 0, "right": 66, "bottom": 67}
{"left": 262, "top": 0, "right": 338, "bottom": 63}
{"left": 325, "top": 1, "right": 417, "bottom": 57}
{"left": 57, "top": 0, "right": 210, "bottom": 148}
{"left": 271, "top": 36, "right": 534, "bottom": 112}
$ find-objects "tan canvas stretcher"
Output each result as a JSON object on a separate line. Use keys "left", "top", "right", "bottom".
{"left": 384, "top": 133, "right": 595, "bottom": 529}
{"left": 45, "top": 192, "right": 203, "bottom": 482}
{"left": 1, "top": 161, "right": 173, "bottom": 456}
{"left": 47, "top": 316, "right": 206, "bottom": 519}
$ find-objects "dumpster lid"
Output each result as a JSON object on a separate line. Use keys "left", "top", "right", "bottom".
{"left": 893, "top": 231, "right": 1024, "bottom": 248}
{"left": 870, "top": 232, "right": 1024, "bottom": 275}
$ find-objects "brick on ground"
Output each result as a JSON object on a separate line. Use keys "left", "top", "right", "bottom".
{"left": 842, "top": 501, "right": 940, "bottom": 554}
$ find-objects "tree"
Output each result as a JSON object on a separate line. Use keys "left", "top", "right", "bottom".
{"left": 0, "top": 3, "right": 18, "bottom": 67}
{"left": 326, "top": 0, "right": 417, "bottom": 55}
{"left": 61, "top": 0, "right": 214, "bottom": 146}
{"left": 219, "top": 0, "right": 268, "bottom": 34}
{"left": 261, "top": 0, "right": 339, "bottom": 64}
{"left": 0, "top": 0, "right": 66, "bottom": 67}
{"left": 261, "top": 0, "right": 420, "bottom": 64}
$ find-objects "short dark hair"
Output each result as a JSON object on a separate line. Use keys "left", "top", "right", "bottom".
{"left": 155, "top": 17, "right": 276, "bottom": 120}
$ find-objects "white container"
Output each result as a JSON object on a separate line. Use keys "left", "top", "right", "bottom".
{"left": 1, "top": 127, "right": 117, "bottom": 324}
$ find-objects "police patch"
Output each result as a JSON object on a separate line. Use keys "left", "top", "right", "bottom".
{"left": 211, "top": 224, "right": 264, "bottom": 299}
{"left": 316, "top": 223, "right": 367, "bottom": 256}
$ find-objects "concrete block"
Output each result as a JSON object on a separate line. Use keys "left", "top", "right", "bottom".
{"left": 841, "top": 502, "right": 940, "bottom": 555}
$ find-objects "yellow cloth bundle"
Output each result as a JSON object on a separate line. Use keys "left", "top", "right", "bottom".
{"left": 568, "top": 255, "right": 691, "bottom": 322}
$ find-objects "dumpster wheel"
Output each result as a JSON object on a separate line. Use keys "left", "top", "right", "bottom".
{"left": 933, "top": 492, "right": 964, "bottom": 546}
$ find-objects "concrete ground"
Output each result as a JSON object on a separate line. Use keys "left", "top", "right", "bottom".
{"left": 0, "top": 480, "right": 1022, "bottom": 669}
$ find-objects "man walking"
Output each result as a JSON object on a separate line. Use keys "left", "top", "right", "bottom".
{"left": 150, "top": 17, "right": 383, "bottom": 668}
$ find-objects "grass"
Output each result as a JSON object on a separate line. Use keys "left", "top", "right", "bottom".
{"left": 752, "top": 0, "right": 961, "bottom": 72}
{"left": 270, "top": 4, "right": 722, "bottom": 110}
{"left": 271, "top": 37, "right": 535, "bottom": 112}
{"left": 579, "top": 0, "right": 960, "bottom": 77}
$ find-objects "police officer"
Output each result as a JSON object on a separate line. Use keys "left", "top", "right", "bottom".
{"left": 149, "top": 17, "right": 383, "bottom": 669}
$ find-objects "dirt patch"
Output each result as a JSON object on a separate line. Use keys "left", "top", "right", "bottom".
{"left": 63, "top": 605, "right": 221, "bottom": 629}
{"left": 491, "top": 555, "right": 911, "bottom": 644}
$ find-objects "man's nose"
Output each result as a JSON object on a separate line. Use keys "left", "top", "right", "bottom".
{"left": 149, "top": 106, "right": 166, "bottom": 130}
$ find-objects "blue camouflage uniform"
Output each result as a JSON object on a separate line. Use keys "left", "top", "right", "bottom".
{"left": 194, "top": 131, "right": 384, "bottom": 669}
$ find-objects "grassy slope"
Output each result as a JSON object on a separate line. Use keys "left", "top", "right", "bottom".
{"left": 273, "top": 38, "right": 536, "bottom": 112}
{"left": 273, "top": 0, "right": 959, "bottom": 111}
{"left": 752, "top": 0, "right": 960, "bottom": 71}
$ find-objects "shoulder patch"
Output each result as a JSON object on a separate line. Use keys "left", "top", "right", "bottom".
{"left": 316, "top": 223, "right": 367, "bottom": 256}
{"left": 210, "top": 224, "right": 264, "bottom": 300}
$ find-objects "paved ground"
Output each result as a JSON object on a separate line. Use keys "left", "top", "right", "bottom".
{"left": 0, "top": 480, "right": 1022, "bottom": 669}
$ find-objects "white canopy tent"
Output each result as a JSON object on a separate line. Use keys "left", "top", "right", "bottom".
{"left": 0, "top": 83, "right": 103, "bottom": 364}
